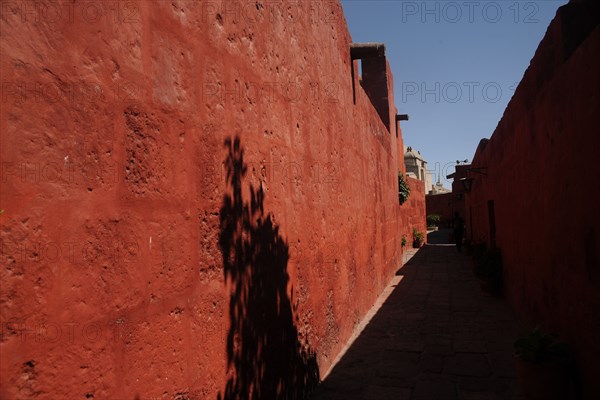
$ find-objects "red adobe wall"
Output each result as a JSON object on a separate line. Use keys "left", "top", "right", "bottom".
{"left": 466, "top": 2, "right": 600, "bottom": 397}
{"left": 426, "top": 193, "right": 455, "bottom": 228}
{"left": 450, "top": 165, "right": 467, "bottom": 222}
{"left": 0, "top": 1, "right": 424, "bottom": 398}
{"left": 426, "top": 164, "right": 468, "bottom": 228}
{"left": 400, "top": 177, "right": 427, "bottom": 246}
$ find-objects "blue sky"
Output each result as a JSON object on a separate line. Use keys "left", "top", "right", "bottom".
{"left": 341, "top": 0, "right": 568, "bottom": 188}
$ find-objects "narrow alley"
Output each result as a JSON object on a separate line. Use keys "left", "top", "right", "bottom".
{"left": 1, "top": 1, "right": 598, "bottom": 398}
{"left": 312, "top": 230, "right": 524, "bottom": 400}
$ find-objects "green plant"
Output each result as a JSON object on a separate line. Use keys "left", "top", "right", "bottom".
{"left": 401, "top": 235, "right": 407, "bottom": 247}
{"left": 398, "top": 173, "right": 410, "bottom": 205}
{"left": 426, "top": 214, "right": 441, "bottom": 227}
{"left": 412, "top": 228, "right": 425, "bottom": 248}
{"left": 514, "top": 327, "right": 570, "bottom": 365}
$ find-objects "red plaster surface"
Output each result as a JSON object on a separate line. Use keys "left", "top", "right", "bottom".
{"left": 426, "top": 193, "right": 456, "bottom": 228}
{"left": 0, "top": 1, "right": 425, "bottom": 398}
{"left": 426, "top": 165, "right": 467, "bottom": 228}
{"left": 400, "top": 178, "right": 427, "bottom": 245}
{"left": 466, "top": 3, "right": 600, "bottom": 397}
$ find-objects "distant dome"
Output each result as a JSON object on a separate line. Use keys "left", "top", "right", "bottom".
{"left": 404, "top": 147, "right": 424, "bottom": 160}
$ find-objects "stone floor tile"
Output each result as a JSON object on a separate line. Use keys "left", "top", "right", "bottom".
{"left": 418, "top": 353, "right": 444, "bottom": 373}
{"left": 453, "top": 340, "right": 487, "bottom": 353}
{"left": 444, "top": 353, "right": 492, "bottom": 377}
{"left": 483, "top": 331, "right": 517, "bottom": 352}
{"left": 424, "top": 342, "right": 455, "bottom": 356}
{"left": 459, "top": 392, "right": 505, "bottom": 400}
{"left": 454, "top": 329, "right": 486, "bottom": 342}
{"left": 363, "top": 385, "right": 412, "bottom": 400}
{"left": 421, "top": 321, "right": 452, "bottom": 335}
{"left": 371, "top": 376, "right": 416, "bottom": 389}
{"left": 458, "top": 376, "right": 508, "bottom": 393}
{"left": 452, "top": 301, "right": 480, "bottom": 312}
{"left": 414, "top": 375, "right": 457, "bottom": 400}
{"left": 376, "top": 351, "right": 420, "bottom": 379}
{"left": 386, "top": 338, "right": 425, "bottom": 352}
{"left": 488, "top": 351, "right": 517, "bottom": 377}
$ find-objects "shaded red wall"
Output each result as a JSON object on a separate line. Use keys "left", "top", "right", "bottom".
{"left": 400, "top": 178, "right": 427, "bottom": 244}
{"left": 450, "top": 165, "right": 467, "bottom": 222}
{"left": 426, "top": 193, "right": 454, "bottom": 227}
{"left": 426, "top": 165, "right": 467, "bottom": 228}
{"left": 466, "top": 2, "right": 600, "bottom": 397}
{"left": 0, "top": 1, "right": 424, "bottom": 398}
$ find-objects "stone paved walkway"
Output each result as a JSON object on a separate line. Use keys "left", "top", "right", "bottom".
{"left": 311, "top": 230, "right": 525, "bottom": 400}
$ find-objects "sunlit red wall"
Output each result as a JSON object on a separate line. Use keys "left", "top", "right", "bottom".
{"left": 400, "top": 178, "right": 427, "bottom": 246}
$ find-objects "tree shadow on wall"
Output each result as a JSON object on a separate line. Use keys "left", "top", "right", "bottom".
{"left": 217, "top": 137, "right": 319, "bottom": 399}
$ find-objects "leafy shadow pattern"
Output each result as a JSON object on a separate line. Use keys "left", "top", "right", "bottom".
{"left": 218, "top": 137, "right": 319, "bottom": 399}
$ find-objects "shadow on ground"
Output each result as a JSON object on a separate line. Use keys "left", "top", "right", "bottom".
{"left": 311, "top": 243, "right": 523, "bottom": 400}
{"left": 427, "top": 228, "right": 453, "bottom": 245}
{"left": 218, "top": 137, "right": 319, "bottom": 399}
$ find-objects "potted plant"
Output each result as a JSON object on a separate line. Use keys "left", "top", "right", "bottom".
{"left": 426, "top": 214, "right": 441, "bottom": 231}
{"left": 412, "top": 228, "right": 424, "bottom": 248}
{"left": 514, "top": 327, "right": 571, "bottom": 400}
{"left": 474, "top": 248, "right": 502, "bottom": 296}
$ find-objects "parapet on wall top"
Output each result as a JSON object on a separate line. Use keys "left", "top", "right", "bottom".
{"left": 350, "top": 43, "right": 386, "bottom": 60}
{"left": 395, "top": 114, "right": 409, "bottom": 137}
{"left": 350, "top": 43, "right": 391, "bottom": 131}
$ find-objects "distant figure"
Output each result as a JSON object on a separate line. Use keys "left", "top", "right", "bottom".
{"left": 453, "top": 212, "right": 464, "bottom": 252}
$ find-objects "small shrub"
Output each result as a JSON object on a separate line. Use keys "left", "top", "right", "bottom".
{"left": 514, "top": 327, "right": 570, "bottom": 365}
{"left": 412, "top": 228, "right": 425, "bottom": 248}
{"left": 401, "top": 235, "right": 407, "bottom": 247}
{"left": 426, "top": 214, "right": 441, "bottom": 227}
